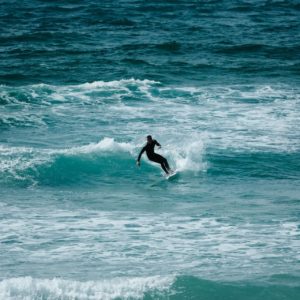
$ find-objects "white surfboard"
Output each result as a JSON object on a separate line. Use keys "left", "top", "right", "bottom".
{"left": 165, "top": 170, "right": 178, "bottom": 180}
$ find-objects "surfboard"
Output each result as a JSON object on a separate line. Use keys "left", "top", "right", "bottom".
{"left": 165, "top": 170, "right": 178, "bottom": 180}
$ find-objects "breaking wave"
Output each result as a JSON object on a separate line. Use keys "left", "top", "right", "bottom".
{"left": 0, "top": 137, "right": 205, "bottom": 187}
{"left": 1, "top": 275, "right": 299, "bottom": 300}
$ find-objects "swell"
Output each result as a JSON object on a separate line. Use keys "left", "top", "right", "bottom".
{"left": 1, "top": 0, "right": 299, "bottom": 85}
{"left": 216, "top": 44, "right": 300, "bottom": 60}
{"left": 207, "top": 151, "right": 300, "bottom": 179}
{"left": 171, "top": 276, "right": 300, "bottom": 300}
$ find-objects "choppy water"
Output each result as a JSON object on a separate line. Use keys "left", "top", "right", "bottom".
{"left": 1, "top": 1, "right": 300, "bottom": 299}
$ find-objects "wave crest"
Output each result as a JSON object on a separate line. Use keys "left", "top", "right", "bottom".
{"left": 0, "top": 276, "right": 174, "bottom": 300}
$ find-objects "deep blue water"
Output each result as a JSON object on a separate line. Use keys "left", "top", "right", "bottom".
{"left": 1, "top": 1, "right": 300, "bottom": 299}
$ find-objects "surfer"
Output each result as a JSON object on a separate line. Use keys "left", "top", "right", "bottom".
{"left": 136, "top": 135, "right": 171, "bottom": 174}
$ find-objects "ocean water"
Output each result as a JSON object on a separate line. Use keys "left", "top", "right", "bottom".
{"left": 1, "top": 0, "right": 300, "bottom": 299}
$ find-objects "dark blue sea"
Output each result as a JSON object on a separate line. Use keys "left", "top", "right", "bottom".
{"left": 1, "top": 1, "right": 300, "bottom": 299}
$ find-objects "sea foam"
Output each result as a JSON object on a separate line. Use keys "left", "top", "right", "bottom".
{"left": 0, "top": 276, "right": 174, "bottom": 300}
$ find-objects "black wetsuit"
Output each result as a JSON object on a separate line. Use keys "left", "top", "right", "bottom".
{"left": 137, "top": 140, "right": 170, "bottom": 174}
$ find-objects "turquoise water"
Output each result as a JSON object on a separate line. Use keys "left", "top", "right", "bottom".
{"left": 1, "top": 1, "right": 300, "bottom": 299}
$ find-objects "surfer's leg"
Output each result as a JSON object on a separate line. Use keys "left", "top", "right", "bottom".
{"left": 163, "top": 158, "right": 170, "bottom": 171}
{"left": 150, "top": 155, "right": 169, "bottom": 174}
{"left": 160, "top": 162, "right": 169, "bottom": 174}
{"left": 159, "top": 157, "right": 170, "bottom": 174}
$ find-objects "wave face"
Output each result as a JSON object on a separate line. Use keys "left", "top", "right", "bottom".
{"left": 1, "top": 1, "right": 300, "bottom": 299}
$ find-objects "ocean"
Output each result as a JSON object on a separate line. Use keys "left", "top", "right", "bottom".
{"left": 0, "top": 0, "right": 300, "bottom": 299}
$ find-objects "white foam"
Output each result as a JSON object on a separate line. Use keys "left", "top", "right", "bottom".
{"left": 154, "top": 84, "right": 300, "bottom": 152}
{"left": 0, "top": 145, "right": 45, "bottom": 177}
{"left": 164, "top": 139, "right": 206, "bottom": 172}
{"left": 1, "top": 205, "right": 299, "bottom": 282}
{"left": 64, "top": 138, "right": 134, "bottom": 155}
{"left": 0, "top": 276, "right": 174, "bottom": 300}
{"left": 2, "top": 81, "right": 300, "bottom": 156}
{"left": 79, "top": 78, "right": 158, "bottom": 90}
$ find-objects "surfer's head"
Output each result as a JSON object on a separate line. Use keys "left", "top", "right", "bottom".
{"left": 147, "top": 135, "right": 152, "bottom": 143}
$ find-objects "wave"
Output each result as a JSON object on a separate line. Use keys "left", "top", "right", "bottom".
{"left": 0, "top": 79, "right": 160, "bottom": 130}
{"left": 1, "top": 275, "right": 299, "bottom": 300}
{"left": 2, "top": 135, "right": 299, "bottom": 188}
{"left": 0, "top": 138, "right": 134, "bottom": 187}
{"left": 0, "top": 138, "right": 205, "bottom": 187}
{"left": 0, "top": 78, "right": 159, "bottom": 105}
{"left": 2, "top": 80, "right": 297, "bottom": 108}
{"left": 0, "top": 275, "right": 174, "bottom": 300}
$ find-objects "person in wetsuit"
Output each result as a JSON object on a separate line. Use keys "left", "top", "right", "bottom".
{"left": 136, "top": 135, "right": 171, "bottom": 174}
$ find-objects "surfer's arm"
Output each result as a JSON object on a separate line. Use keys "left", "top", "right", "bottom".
{"left": 137, "top": 146, "right": 146, "bottom": 165}
{"left": 155, "top": 140, "right": 161, "bottom": 148}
